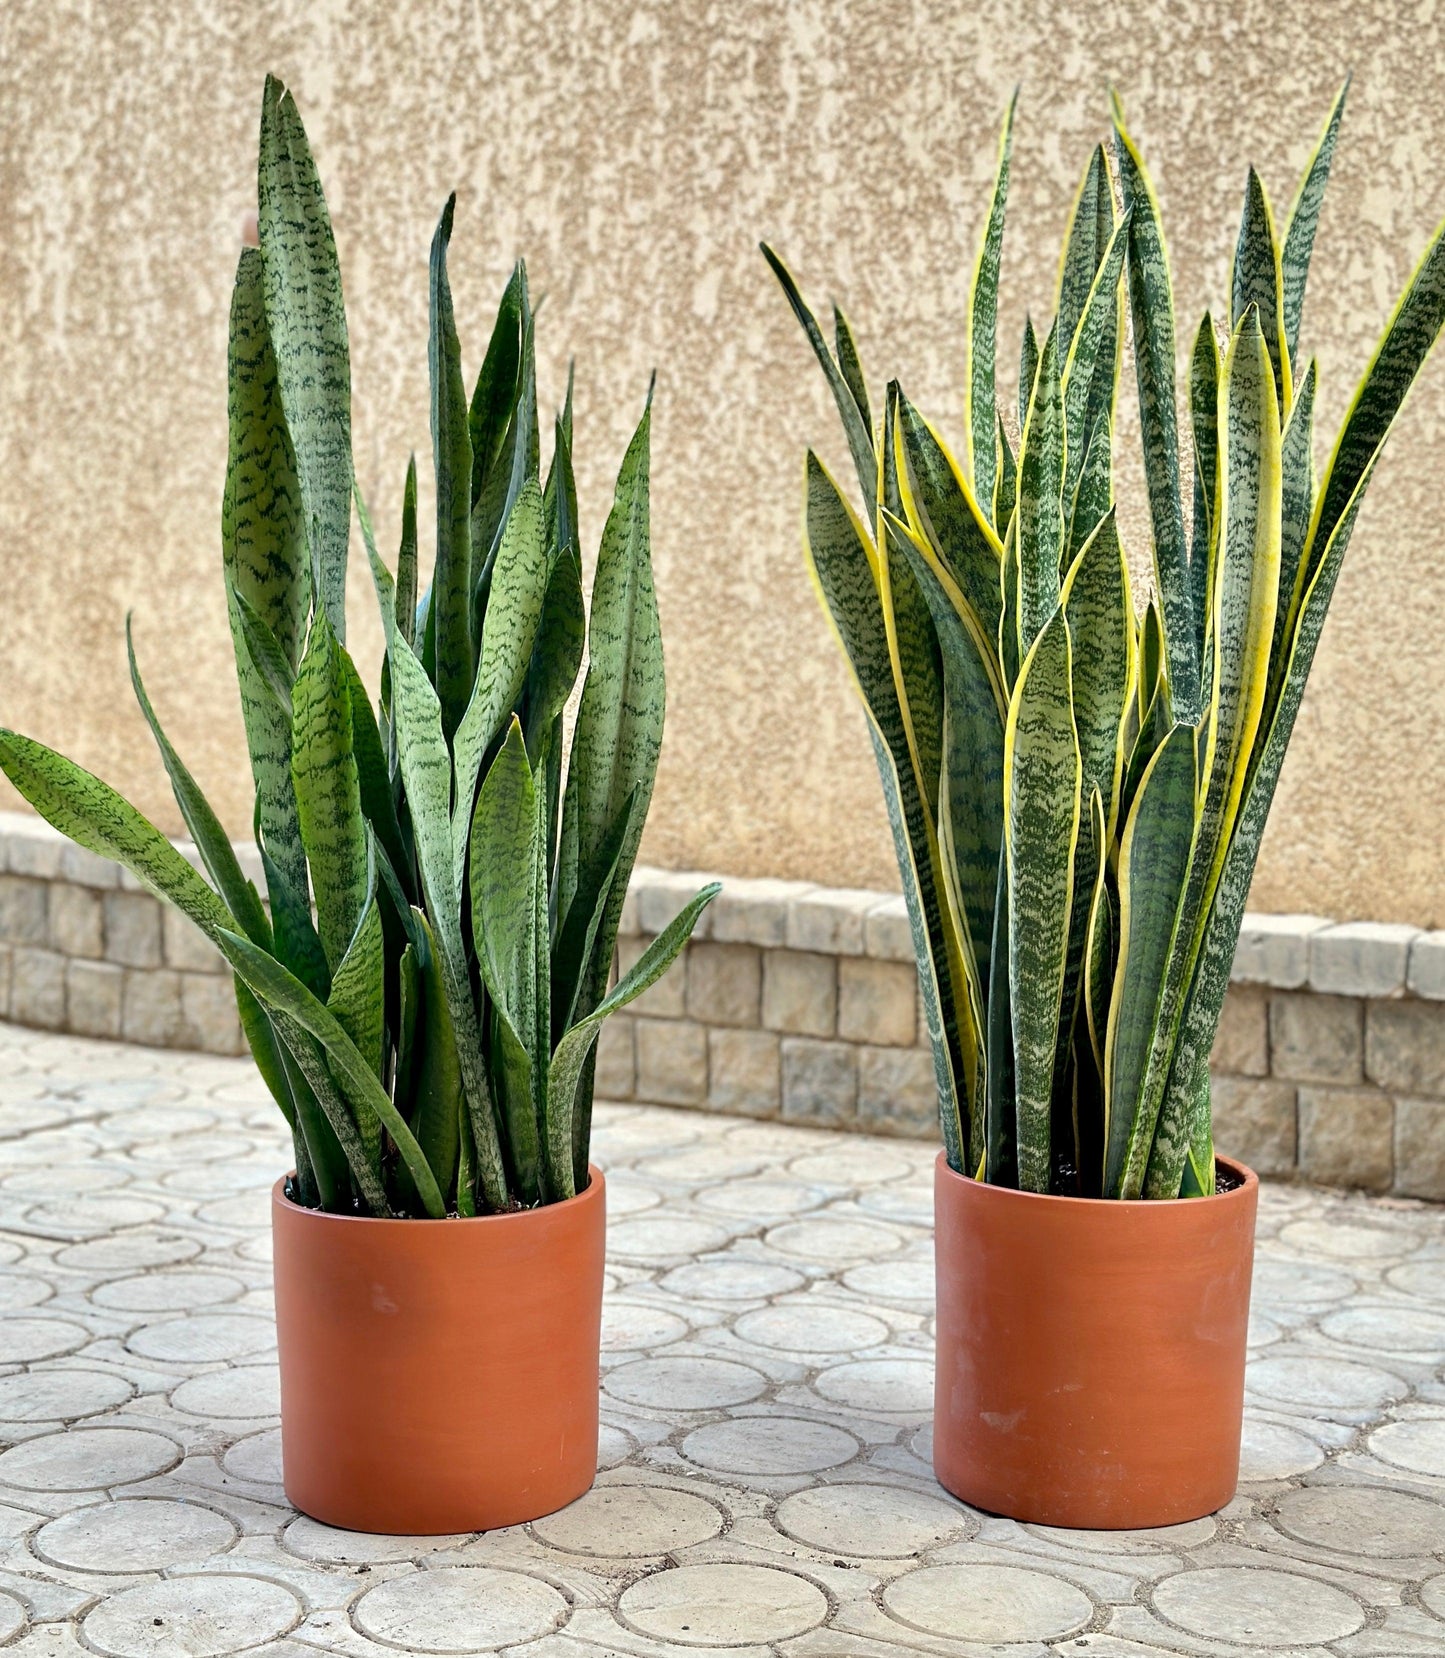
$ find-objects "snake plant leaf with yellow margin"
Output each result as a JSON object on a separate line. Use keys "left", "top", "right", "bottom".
{"left": 256, "top": 77, "right": 351, "bottom": 644}
{"left": 1188, "top": 315, "right": 1221, "bottom": 653}
{"left": 879, "top": 474, "right": 946, "bottom": 823}
{"left": 1006, "top": 610, "right": 1081, "bottom": 1193}
{"left": 1018, "top": 315, "right": 1039, "bottom": 435}
{"left": 428, "top": 195, "right": 476, "bottom": 741}
{"left": 1016, "top": 324, "right": 1066, "bottom": 651}
{"left": 1268, "top": 359, "right": 1318, "bottom": 720}
{"left": 966, "top": 91, "right": 1018, "bottom": 520}
{"left": 1281, "top": 81, "right": 1349, "bottom": 368}
{"left": 1231, "top": 169, "right": 1292, "bottom": 412}
{"left": 1068, "top": 411, "right": 1114, "bottom": 561}
{"left": 1060, "top": 211, "right": 1130, "bottom": 505}
{"left": 804, "top": 454, "right": 971, "bottom": 1173}
{"left": 1057, "top": 146, "right": 1114, "bottom": 351}
{"left": 835, "top": 305, "right": 872, "bottom": 433}
{"left": 994, "top": 415, "right": 1018, "bottom": 531}
{"left": 1111, "top": 91, "right": 1198, "bottom": 722}
{"left": 1062, "top": 511, "right": 1135, "bottom": 839}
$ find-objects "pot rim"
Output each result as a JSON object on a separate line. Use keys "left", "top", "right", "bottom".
{"left": 934, "top": 1150, "right": 1257, "bottom": 1210}
{"left": 271, "top": 1163, "right": 605, "bottom": 1228}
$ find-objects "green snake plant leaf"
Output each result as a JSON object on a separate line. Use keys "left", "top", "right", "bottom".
{"left": 803, "top": 453, "right": 971, "bottom": 1173}
{"left": 761, "top": 244, "right": 878, "bottom": 521}
{"left": 233, "top": 977, "right": 312, "bottom": 1202}
{"left": 524, "top": 543, "right": 585, "bottom": 763}
{"left": 1188, "top": 314, "right": 1221, "bottom": 649}
{"left": 222, "top": 247, "right": 309, "bottom": 905}
{"left": 1281, "top": 80, "right": 1348, "bottom": 367}
{"left": 472, "top": 292, "right": 537, "bottom": 583}
{"left": 998, "top": 515, "right": 1020, "bottom": 692}
{"left": 397, "top": 454, "right": 419, "bottom": 651}
{"left": 993, "top": 414, "right": 1017, "bottom": 531}
{"left": 1231, "top": 168, "right": 1291, "bottom": 411}
{"left": 233, "top": 588, "right": 296, "bottom": 719}
{"left": 403, "top": 913, "right": 464, "bottom": 1209}
{"left": 334, "top": 646, "right": 408, "bottom": 887}
{"left": 880, "top": 487, "right": 945, "bottom": 826}
{"left": 1056, "top": 145, "right": 1114, "bottom": 352}
{"left": 546, "top": 884, "right": 721, "bottom": 1175}
{"left": 256, "top": 76, "right": 350, "bottom": 642}
{"left": 966, "top": 91, "right": 1018, "bottom": 519}
{"left": 1103, "top": 723, "right": 1196, "bottom": 1198}
{"left": 1111, "top": 90, "right": 1198, "bottom": 722}
{"left": 429, "top": 194, "right": 477, "bottom": 739}
{"left": 271, "top": 1014, "right": 374, "bottom": 1211}
{"left": 894, "top": 391, "right": 1005, "bottom": 651}
{"left": 291, "top": 608, "right": 369, "bottom": 973}
{"left": 984, "top": 845, "right": 1014, "bottom": 1185}
{"left": 452, "top": 479, "right": 549, "bottom": 896}
{"left": 1015, "top": 321, "right": 1065, "bottom": 654}
{"left": 470, "top": 719, "right": 544, "bottom": 1204}
{"left": 1061, "top": 510, "right": 1134, "bottom": 839}
{"left": 0, "top": 734, "right": 235, "bottom": 942}
{"left": 1067, "top": 409, "right": 1113, "bottom": 562}
{"left": 834, "top": 304, "right": 872, "bottom": 434}
{"left": 325, "top": 889, "right": 386, "bottom": 1177}
{"left": 469, "top": 263, "right": 524, "bottom": 509}
{"left": 1018, "top": 314, "right": 1039, "bottom": 435}
{"left": 219, "top": 929, "right": 445, "bottom": 1218}
{"left": 1268, "top": 357, "right": 1318, "bottom": 717}
{"left": 556, "top": 396, "right": 663, "bottom": 1030}
{"left": 1060, "top": 210, "right": 1130, "bottom": 506}
{"left": 126, "top": 620, "right": 272, "bottom": 950}
{"left": 1005, "top": 609, "right": 1081, "bottom": 1193}
{"left": 257, "top": 816, "right": 330, "bottom": 999}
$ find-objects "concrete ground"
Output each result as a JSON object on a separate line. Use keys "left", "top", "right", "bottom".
{"left": 0, "top": 1021, "right": 1443, "bottom": 1657}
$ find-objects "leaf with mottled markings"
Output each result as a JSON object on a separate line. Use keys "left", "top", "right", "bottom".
{"left": 326, "top": 890, "right": 385, "bottom": 1176}
{"left": 993, "top": 415, "right": 1017, "bottom": 532}
{"left": 1061, "top": 212, "right": 1129, "bottom": 506}
{"left": 1267, "top": 358, "right": 1317, "bottom": 720}
{"left": 1188, "top": 314, "right": 1221, "bottom": 647}
{"left": 834, "top": 304, "right": 872, "bottom": 434}
{"left": 1016, "top": 322, "right": 1064, "bottom": 652}
{"left": 1231, "top": 168, "right": 1290, "bottom": 410}
{"left": 469, "top": 263, "right": 524, "bottom": 509}
{"left": 257, "top": 76, "right": 351, "bottom": 642}
{"left": 1068, "top": 410, "right": 1113, "bottom": 561}
{"left": 966, "top": 92, "right": 1018, "bottom": 519}
{"left": 1018, "top": 314, "right": 1038, "bottom": 435}
{"left": 1062, "top": 511, "right": 1133, "bottom": 837}
{"left": 1281, "top": 81, "right": 1348, "bottom": 367}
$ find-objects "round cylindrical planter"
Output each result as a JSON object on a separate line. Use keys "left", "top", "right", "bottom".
{"left": 933, "top": 1152, "right": 1257, "bottom": 1529}
{"left": 272, "top": 1167, "right": 605, "bottom": 1535}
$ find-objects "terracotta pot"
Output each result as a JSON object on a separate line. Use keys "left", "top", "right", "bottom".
{"left": 933, "top": 1152, "right": 1257, "bottom": 1529}
{"left": 271, "top": 1167, "right": 605, "bottom": 1534}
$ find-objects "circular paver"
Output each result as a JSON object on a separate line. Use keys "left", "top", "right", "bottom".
{"left": 283, "top": 1516, "right": 466, "bottom": 1564}
{"left": 36, "top": 1499, "right": 238, "bottom": 1572}
{"left": 127, "top": 1313, "right": 275, "bottom": 1364}
{"left": 170, "top": 1365, "right": 280, "bottom": 1420}
{"left": 92, "top": 1272, "right": 245, "bottom": 1313}
{"left": 1386, "top": 1261, "right": 1445, "bottom": 1302}
{"left": 1278, "top": 1219, "right": 1412, "bottom": 1261}
{"left": 0, "top": 1272, "right": 54, "bottom": 1310}
{"left": 0, "top": 1592, "right": 22, "bottom": 1643}
{"left": 221, "top": 1428, "right": 283, "bottom": 1485}
{"left": 353, "top": 1566, "right": 568, "bottom": 1650}
{"left": 1152, "top": 1565, "right": 1364, "bottom": 1645}
{"left": 1321, "top": 1303, "right": 1445, "bottom": 1361}
{"left": 1237, "top": 1418, "right": 1326, "bottom": 1480}
{"left": 604, "top": 1179, "right": 663, "bottom": 1217}
{"left": 659, "top": 1257, "right": 804, "bottom": 1300}
{"left": 604, "top": 1356, "right": 766, "bottom": 1410}
{"left": 597, "top": 1422, "right": 636, "bottom": 1469}
{"left": 787, "top": 1146, "right": 915, "bottom": 1184}
{"left": 1368, "top": 1418, "right": 1445, "bottom": 1476}
{"left": 600, "top": 1300, "right": 689, "bottom": 1352}
{"left": 0, "top": 1427, "right": 181, "bottom": 1491}
{"left": 765, "top": 1217, "right": 905, "bottom": 1262}
{"left": 0, "top": 1368, "right": 132, "bottom": 1423}
{"left": 855, "top": 1184, "right": 933, "bottom": 1226}
{"left": 841, "top": 1259, "right": 933, "bottom": 1303}
{"left": 815, "top": 1358, "right": 933, "bottom": 1415}
{"left": 619, "top": 1562, "right": 826, "bottom": 1645}
{"left": 1247, "top": 1354, "right": 1407, "bottom": 1409}
{"left": 532, "top": 1482, "right": 724, "bottom": 1555}
{"left": 56, "top": 1234, "right": 201, "bottom": 1272}
{"left": 681, "top": 1417, "right": 859, "bottom": 1476}
{"left": 641, "top": 1149, "right": 763, "bottom": 1183}
{"left": 1272, "top": 1484, "right": 1445, "bottom": 1556}
{"left": 694, "top": 1179, "right": 823, "bottom": 1218}
{"left": 1423, "top": 1573, "right": 1445, "bottom": 1620}
{"left": 0, "top": 1317, "right": 87, "bottom": 1363}
{"left": 608, "top": 1217, "right": 731, "bottom": 1260}
{"left": 1252, "top": 1258, "right": 1357, "bottom": 1305}
{"left": 883, "top": 1563, "right": 1092, "bottom": 1643}
{"left": 24, "top": 1195, "right": 166, "bottom": 1233}
{"left": 82, "top": 1575, "right": 301, "bottom": 1657}
{"left": 735, "top": 1302, "right": 889, "bottom": 1354}
{"left": 775, "top": 1481, "right": 969, "bottom": 1557}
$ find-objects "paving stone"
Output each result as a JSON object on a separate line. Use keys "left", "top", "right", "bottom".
{"left": 1238, "top": 1416, "right": 1326, "bottom": 1480}
{"left": 604, "top": 1355, "right": 766, "bottom": 1409}
{"left": 36, "top": 1499, "right": 239, "bottom": 1572}
{"left": 706, "top": 1027, "right": 780, "bottom": 1117}
{"left": 781, "top": 1037, "right": 856, "bottom": 1125}
{"left": 1297, "top": 1086, "right": 1394, "bottom": 1190}
{"left": 48, "top": 882, "right": 103, "bottom": 958}
{"left": 0, "top": 1427, "right": 181, "bottom": 1491}
{"left": 1395, "top": 1096, "right": 1445, "bottom": 1199}
{"left": 734, "top": 1301, "right": 889, "bottom": 1354}
{"left": 1210, "top": 1074, "right": 1297, "bottom": 1175}
{"left": 594, "top": 1013, "right": 636, "bottom": 1099}
{"left": 1151, "top": 1564, "right": 1364, "bottom": 1645}
{"left": 619, "top": 1562, "right": 827, "bottom": 1644}
{"left": 659, "top": 1257, "right": 805, "bottom": 1300}
{"left": 635, "top": 1017, "right": 708, "bottom": 1105}
{"left": 883, "top": 1563, "right": 1092, "bottom": 1643}
{"left": 618, "top": 935, "right": 687, "bottom": 1017}
{"left": 814, "top": 1356, "right": 933, "bottom": 1415}
{"left": 530, "top": 1481, "right": 724, "bottom": 1555}
{"left": 82, "top": 1575, "right": 302, "bottom": 1658}
{"left": 11, "top": 945, "right": 66, "bottom": 1028}
{"left": 686, "top": 940, "right": 761, "bottom": 1026}
{"left": 775, "top": 1481, "right": 969, "bottom": 1556}
{"left": 1212, "top": 983, "right": 1269, "bottom": 1076}
{"left": 353, "top": 1565, "right": 568, "bottom": 1650}
{"left": 1367, "top": 1417, "right": 1445, "bottom": 1477}
{"left": 1311, "top": 921, "right": 1420, "bottom": 997}
{"left": 1367, "top": 1000, "right": 1445, "bottom": 1097}
{"left": 1247, "top": 1354, "right": 1408, "bottom": 1409}
{"left": 103, "top": 891, "right": 163, "bottom": 967}
{"left": 170, "top": 1365, "right": 281, "bottom": 1420}
{"left": 1272, "top": 1483, "right": 1445, "bottom": 1556}
{"left": 858, "top": 1045, "right": 937, "bottom": 1136}
{"left": 1270, "top": 992, "right": 1363, "bottom": 1083}
{"left": 0, "top": 1369, "right": 132, "bottom": 1423}
{"left": 680, "top": 1416, "right": 860, "bottom": 1475}
{"left": 838, "top": 956, "right": 917, "bottom": 1045}
{"left": 66, "top": 958, "right": 124, "bottom": 1039}
{"left": 762, "top": 949, "right": 836, "bottom": 1036}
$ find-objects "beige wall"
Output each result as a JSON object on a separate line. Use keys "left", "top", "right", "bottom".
{"left": 2, "top": 0, "right": 1444, "bottom": 925}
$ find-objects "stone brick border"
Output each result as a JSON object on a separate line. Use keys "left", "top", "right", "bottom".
{"left": 0, "top": 811, "right": 1440, "bottom": 1197}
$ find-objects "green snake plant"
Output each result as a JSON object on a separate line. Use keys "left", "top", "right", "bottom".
{"left": 767, "top": 84, "right": 1445, "bottom": 1199}
{"left": 0, "top": 76, "right": 716, "bottom": 1216}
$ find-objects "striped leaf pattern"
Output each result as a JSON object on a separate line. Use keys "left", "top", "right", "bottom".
{"left": 767, "top": 88, "right": 1445, "bottom": 1199}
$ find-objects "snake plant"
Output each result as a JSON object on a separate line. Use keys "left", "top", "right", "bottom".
{"left": 0, "top": 76, "right": 716, "bottom": 1216}
{"left": 767, "top": 84, "right": 1445, "bottom": 1199}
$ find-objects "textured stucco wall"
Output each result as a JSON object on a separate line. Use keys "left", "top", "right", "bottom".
{"left": 2, "top": 0, "right": 1444, "bottom": 924}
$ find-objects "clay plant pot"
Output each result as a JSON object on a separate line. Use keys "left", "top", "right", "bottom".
{"left": 933, "top": 1152, "right": 1257, "bottom": 1529}
{"left": 271, "top": 1166, "right": 605, "bottom": 1534}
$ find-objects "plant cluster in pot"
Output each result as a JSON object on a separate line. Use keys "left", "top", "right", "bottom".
{"left": 0, "top": 76, "right": 717, "bottom": 1536}
{"left": 766, "top": 82, "right": 1445, "bottom": 1529}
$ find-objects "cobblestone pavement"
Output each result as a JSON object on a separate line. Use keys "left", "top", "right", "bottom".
{"left": 0, "top": 1022, "right": 1444, "bottom": 1656}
